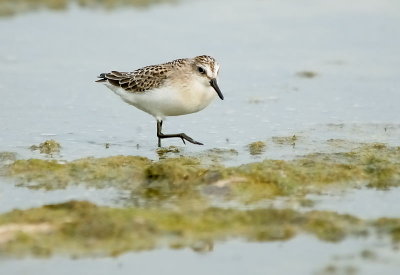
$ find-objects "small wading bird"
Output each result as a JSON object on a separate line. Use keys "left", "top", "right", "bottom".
{"left": 96, "top": 55, "right": 223, "bottom": 147}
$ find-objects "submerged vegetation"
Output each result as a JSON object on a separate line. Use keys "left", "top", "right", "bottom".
{"left": 0, "top": 0, "right": 177, "bottom": 16}
{"left": 0, "top": 200, "right": 371, "bottom": 256}
{"left": 30, "top": 140, "right": 61, "bottom": 155}
{"left": 156, "top": 146, "right": 181, "bottom": 159}
{"left": 0, "top": 152, "right": 17, "bottom": 165}
{"left": 247, "top": 141, "right": 267, "bottom": 155}
{"left": 6, "top": 143, "right": 400, "bottom": 198}
{"left": 296, "top": 71, "right": 318, "bottom": 78}
{"left": 1, "top": 142, "right": 400, "bottom": 257}
{"left": 272, "top": 135, "right": 298, "bottom": 146}
{"left": 0, "top": 200, "right": 400, "bottom": 257}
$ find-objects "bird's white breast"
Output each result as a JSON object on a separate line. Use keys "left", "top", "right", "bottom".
{"left": 105, "top": 81, "right": 217, "bottom": 120}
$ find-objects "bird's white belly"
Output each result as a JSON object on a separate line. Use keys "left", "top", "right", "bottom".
{"left": 105, "top": 84, "right": 217, "bottom": 120}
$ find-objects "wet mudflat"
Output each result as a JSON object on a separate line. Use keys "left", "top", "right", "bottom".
{"left": 1, "top": 0, "right": 400, "bottom": 274}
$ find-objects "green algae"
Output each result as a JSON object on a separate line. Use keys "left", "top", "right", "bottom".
{"left": 197, "top": 148, "right": 239, "bottom": 164}
{"left": 2, "top": 200, "right": 399, "bottom": 258}
{"left": 0, "top": 0, "right": 177, "bottom": 17}
{"left": 0, "top": 200, "right": 369, "bottom": 257}
{"left": 156, "top": 146, "right": 181, "bottom": 159}
{"left": 299, "top": 198, "right": 315, "bottom": 207}
{"left": 9, "top": 155, "right": 151, "bottom": 189}
{"left": 296, "top": 71, "right": 318, "bottom": 78}
{"left": 247, "top": 141, "right": 266, "bottom": 155}
{"left": 145, "top": 157, "right": 204, "bottom": 184}
{"left": 213, "top": 143, "right": 399, "bottom": 202}
{"left": 0, "top": 152, "right": 17, "bottom": 163}
{"left": 2, "top": 144, "right": 400, "bottom": 257}
{"left": 373, "top": 218, "right": 400, "bottom": 242}
{"left": 30, "top": 140, "right": 61, "bottom": 155}
{"left": 317, "top": 265, "right": 358, "bottom": 275}
{"left": 156, "top": 147, "right": 238, "bottom": 164}
{"left": 223, "top": 158, "right": 360, "bottom": 202}
{"left": 0, "top": 152, "right": 17, "bottom": 173}
{"left": 272, "top": 135, "right": 298, "bottom": 146}
{"left": 307, "top": 143, "right": 400, "bottom": 190}
{"left": 138, "top": 157, "right": 207, "bottom": 204}
{"left": 4, "top": 144, "right": 400, "bottom": 205}
{"left": 360, "top": 249, "right": 377, "bottom": 260}
{"left": 0, "top": 0, "right": 67, "bottom": 17}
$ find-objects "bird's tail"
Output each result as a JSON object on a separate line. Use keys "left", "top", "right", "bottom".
{"left": 95, "top": 73, "right": 107, "bottom": 83}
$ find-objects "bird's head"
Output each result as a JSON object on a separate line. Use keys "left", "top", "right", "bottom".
{"left": 191, "top": 55, "right": 223, "bottom": 100}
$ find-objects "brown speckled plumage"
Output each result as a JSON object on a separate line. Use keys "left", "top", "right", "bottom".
{"left": 96, "top": 55, "right": 217, "bottom": 93}
{"left": 194, "top": 55, "right": 216, "bottom": 72}
{"left": 95, "top": 55, "right": 222, "bottom": 147}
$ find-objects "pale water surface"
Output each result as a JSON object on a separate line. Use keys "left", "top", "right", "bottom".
{"left": 1, "top": 0, "right": 400, "bottom": 274}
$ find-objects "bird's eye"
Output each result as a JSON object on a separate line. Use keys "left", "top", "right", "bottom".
{"left": 197, "top": 67, "right": 205, "bottom": 74}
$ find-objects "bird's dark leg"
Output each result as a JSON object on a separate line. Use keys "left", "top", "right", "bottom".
{"left": 156, "top": 120, "right": 203, "bottom": 147}
{"left": 157, "top": 120, "right": 163, "bottom": 147}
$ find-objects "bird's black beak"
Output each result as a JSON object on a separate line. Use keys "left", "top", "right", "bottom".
{"left": 210, "top": 78, "right": 224, "bottom": 100}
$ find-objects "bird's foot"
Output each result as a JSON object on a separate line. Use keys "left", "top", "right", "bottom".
{"left": 178, "top": 133, "right": 203, "bottom": 145}
{"left": 157, "top": 133, "right": 203, "bottom": 147}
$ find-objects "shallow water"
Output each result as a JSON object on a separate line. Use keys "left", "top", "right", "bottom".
{"left": 0, "top": 180, "right": 123, "bottom": 213}
{"left": 2, "top": 237, "right": 399, "bottom": 275}
{"left": 1, "top": 0, "right": 399, "bottom": 162}
{"left": 1, "top": 0, "right": 400, "bottom": 274}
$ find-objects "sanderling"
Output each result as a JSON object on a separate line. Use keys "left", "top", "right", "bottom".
{"left": 96, "top": 55, "right": 223, "bottom": 147}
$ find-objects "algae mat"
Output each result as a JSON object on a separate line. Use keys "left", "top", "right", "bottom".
{"left": 1, "top": 143, "right": 400, "bottom": 257}
{"left": 4, "top": 143, "right": 400, "bottom": 201}
{"left": 0, "top": 0, "right": 178, "bottom": 17}
{"left": 0, "top": 200, "right": 392, "bottom": 257}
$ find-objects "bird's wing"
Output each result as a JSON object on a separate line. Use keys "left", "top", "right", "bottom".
{"left": 96, "top": 64, "right": 170, "bottom": 93}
